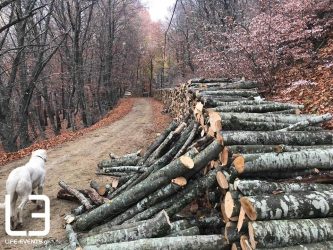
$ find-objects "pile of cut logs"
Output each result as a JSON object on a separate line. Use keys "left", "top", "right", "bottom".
{"left": 45, "top": 77, "right": 333, "bottom": 250}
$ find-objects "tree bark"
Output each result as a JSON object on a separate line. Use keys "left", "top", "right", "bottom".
{"left": 248, "top": 218, "right": 333, "bottom": 248}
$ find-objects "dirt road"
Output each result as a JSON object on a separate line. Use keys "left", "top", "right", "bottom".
{"left": 0, "top": 98, "right": 164, "bottom": 249}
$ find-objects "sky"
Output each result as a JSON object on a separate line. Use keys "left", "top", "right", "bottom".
{"left": 141, "top": 0, "right": 176, "bottom": 22}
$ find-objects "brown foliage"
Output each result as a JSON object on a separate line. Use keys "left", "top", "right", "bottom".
{"left": 0, "top": 98, "right": 135, "bottom": 166}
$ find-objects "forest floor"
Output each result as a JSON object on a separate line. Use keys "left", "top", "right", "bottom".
{"left": 268, "top": 36, "right": 333, "bottom": 129}
{"left": 0, "top": 98, "right": 171, "bottom": 249}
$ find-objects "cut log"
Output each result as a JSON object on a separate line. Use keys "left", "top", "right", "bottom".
{"left": 234, "top": 179, "right": 333, "bottom": 196}
{"left": 128, "top": 166, "right": 222, "bottom": 223}
{"left": 73, "top": 150, "right": 198, "bottom": 231}
{"left": 219, "top": 113, "right": 319, "bottom": 124}
{"left": 234, "top": 149, "right": 333, "bottom": 174}
{"left": 90, "top": 180, "right": 106, "bottom": 196}
{"left": 102, "top": 166, "right": 147, "bottom": 173}
{"left": 168, "top": 226, "right": 200, "bottom": 237}
{"left": 80, "top": 188, "right": 105, "bottom": 206}
{"left": 216, "top": 170, "right": 231, "bottom": 190}
{"left": 197, "top": 89, "right": 258, "bottom": 98}
{"left": 248, "top": 218, "right": 333, "bottom": 248}
{"left": 190, "top": 80, "right": 258, "bottom": 89}
{"left": 256, "top": 241, "right": 333, "bottom": 249}
{"left": 228, "top": 144, "right": 333, "bottom": 154}
{"left": 84, "top": 235, "right": 229, "bottom": 250}
{"left": 98, "top": 155, "right": 140, "bottom": 169}
{"left": 225, "top": 222, "right": 245, "bottom": 244}
{"left": 221, "top": 119, "right": 320, "bottom": 131}
{"left": 200, "top": 95, "right": 249, "bottom": 104}
{"left": 231, "top": 242, "right": 242, "bottom": 250}
{"left": 65, "top": 224, "right": 82, "bottom": 250}
{"left": 107, "top": 174, "right": 139, "bottom": 200}
{"left": 241, "top": 168, "right": 320, "bottom": 180}
{"left": 240, "top": 190, "right": 333, "bottom": 221}
{"left": 59, "top": 181, "right": 93, "bottom": 210}
{"left": 138, "top": 121, "right": 178, "bottom": 165}
{"left": 145, "top": 122, "right": 187, "bottom": 164}
{"left": 189, "top": 214, "right": 224, "bottom": 234}
{"left": 240, "top": 235, "right": 251, "bottom": 250}
{"left": 212, "top": 103, "right": 303, "bottom": 113}
{"left": 174, "top": 122, "right": 199, "bottom": 158}
{"left": 278, "top": 113, "right": 332, "bottom": 131}
{"left": 57, "top": 189, "right": 80, "bottom": 203}
{"left": 224, "top": 191, "right": 242, "bottom": 220}
{"left": 106, "top": 181, "right": 182, "bottom": 226}
{"left": 222, "top": 131, "right": 333, "bottom": 146}
{"left": 79, "top": 210, "right": 171, "bottom": 246}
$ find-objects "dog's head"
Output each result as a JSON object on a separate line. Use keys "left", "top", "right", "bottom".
{"left": 31, "top": 149, "right": 47, "bottom": 162}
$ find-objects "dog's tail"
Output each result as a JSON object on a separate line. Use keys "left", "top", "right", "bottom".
{"left": 0, "top": 203, "right": 5, "bottom": 209}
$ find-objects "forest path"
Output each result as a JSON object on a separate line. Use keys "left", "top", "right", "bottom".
{"left": 0, "top": 98, "right": 157, "bottom": 248}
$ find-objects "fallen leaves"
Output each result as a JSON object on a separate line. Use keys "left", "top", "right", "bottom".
{"left": 268, "top": 37, "right": 333, "bottom": 130}
{"left": 0, "top": 98, "right": 135, "bottom": 166}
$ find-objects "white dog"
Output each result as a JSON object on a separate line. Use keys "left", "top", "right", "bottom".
{"left": 1, "top": 149, "right": 47, "bottom": 228}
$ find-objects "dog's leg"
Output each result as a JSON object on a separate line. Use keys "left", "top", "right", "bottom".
{"left": 17, "top": 195, "right": 29, "bottom": 227}
{"left": 10, "top": 192, "right": 18, "bottom": 229}
{"left": 36, "top": 185, "right": 44, "bottom": 209}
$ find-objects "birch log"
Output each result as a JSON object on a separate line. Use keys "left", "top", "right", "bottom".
{"left": 240, "top": 190, "right": 333, "bottom": 220}
{"left": 248, "top": 218, "right": 333, "bottom": 248}
{"left": 234, "top": 149, "right": 333, "bottom": 174}
{"left": 83, "top": 235, "right": 229, "bottom": 250}
{"left": 234, "top": 179, "right": 333, "bottom": 196}
{"left": 222, "top": 131, "right": 333, "bottom": 146}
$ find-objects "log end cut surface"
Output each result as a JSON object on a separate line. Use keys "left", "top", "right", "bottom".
{"left": 240, "top": 197, "right": 257, "bottom": 221}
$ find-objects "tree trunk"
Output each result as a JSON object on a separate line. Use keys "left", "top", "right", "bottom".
{"left": 248, "top": 218, "right": 333, "bottom": 248}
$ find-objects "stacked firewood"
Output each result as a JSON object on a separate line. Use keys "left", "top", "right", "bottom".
{"left": 46, "top": 77, "right": 333, "bottom": 250}
{"left": 162, "top": 78, "right": 333, "bottom": 249}
{"left": 48, "top": 116, "right": 230, "bottom": 250}
{"left": 153, "top": 83, "right": 193, "bottom": 121}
